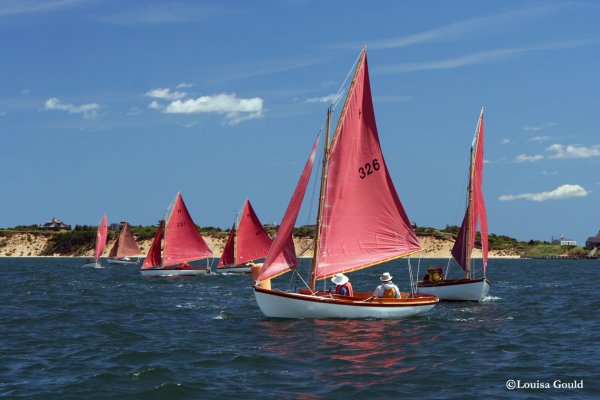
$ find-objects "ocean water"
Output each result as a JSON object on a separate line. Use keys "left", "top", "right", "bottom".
{"left": 0, "top": 257, "right": 598, "bottom": 399}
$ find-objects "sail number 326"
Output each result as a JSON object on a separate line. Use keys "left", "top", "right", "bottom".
{"left": 358, "top": 159, "right": 380, "bottom": 179}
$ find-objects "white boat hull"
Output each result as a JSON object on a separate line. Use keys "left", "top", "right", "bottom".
{"left": 416, "top": 278, "right": 491, "bottom": 301}
{"left": 82, "top": 262, "right": 102, "bottom": 269}
{"left": 106, "top": 258, "right": 139, "bottom": 265}
{"left": 217, "top": 266, "right": 251, "bottom": 273}
{"left": 140, "top": 267, "right": 211, "bottom": 277}
{"left": 253, "top": 287, "right": 438, "bottom": 319}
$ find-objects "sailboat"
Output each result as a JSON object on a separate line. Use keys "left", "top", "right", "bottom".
{"left": 106, "top": 222, "right": 141, "bottom": 265}
{"left": 253, "top": 49, "right": 439, "bottom": 319}
{"left": 82, "top": 213, "right": 108, "bottom": 268}
{"left": 217, "top": 199, "right": 272, "bottom": 273}
{"left": 140, "top": 192, "right": 214, "bottom": 277}
{"left": 416, "top": 109, "right": 491, "bottom": 301}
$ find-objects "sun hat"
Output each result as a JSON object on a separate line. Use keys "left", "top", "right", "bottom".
{"left": 380, "top": 272, "right": 393, "bottom": 282}
{"left": 331, "top": 273, "right": 349, "bottom": 286}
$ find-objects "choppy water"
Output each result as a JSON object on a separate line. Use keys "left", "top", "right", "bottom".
{"left": 1, "top": 257, "right": 598, "bottom": 399}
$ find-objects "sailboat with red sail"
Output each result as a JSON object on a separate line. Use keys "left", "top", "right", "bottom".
{"left": 107, "top": 222, "right": 141, "bottom": 265}
{"left": 416, "top": 109, "right": 491, "bottom": 301}
{"left": 217, "top": 199, "right": 272, "bottom": 273}
{"left": 82, "top": 213, "right": 108, "bottom": 268}
{"left": 253, "top": 49, "right": 438, "bottom": 318}
{"left": 140, "top": 192, "right": 214, "bottom": 277}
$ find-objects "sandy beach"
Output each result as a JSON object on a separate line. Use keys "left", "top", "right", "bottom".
{"left": 0, "top": 232, "right": 520, "bottom": 259}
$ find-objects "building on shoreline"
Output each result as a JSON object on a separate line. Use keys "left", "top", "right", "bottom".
{"left": 551, "top": 235, "right": 576, "bottom": 246}
{"left": 38, "top": 217, "right": 71, "bottom": 231}
{"left": 585, "top": 231, "right": 600, "bottom": 248}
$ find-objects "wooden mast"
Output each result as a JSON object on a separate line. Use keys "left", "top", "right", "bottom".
{"left": 310, "top": 48, "right": 366, "bottom": 291}
{"left": 310, "top": 106, "right": 331, "bottom": 291}
{"left": 464, "top": 145, "right": 475, "bottom": 279}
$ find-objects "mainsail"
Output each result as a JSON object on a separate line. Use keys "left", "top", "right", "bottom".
{"left": 258, "top": 134, "right": 320, "bottom": 282}
{"left": 217, "top": 224, "right": 236, "bottom": 267}
{"left": 163, "top": 192, "right": 214, "bottom": 266}
{"left": 236, "top": 199, "right": 272, "bottom": 265}
{"left": 142, "top": 221, "right": 163, "bottom": 269}
{"left": 108, "top": 222, "right": 141, "bottom": 258}
{"left": 315, "top": 50, "right": 421, "bottom": 280}
{"left": 94, "top": 214, "right": 108, "bottom": 263}
{"left": 451, "top": 109, "right": 488, "bottom": 274}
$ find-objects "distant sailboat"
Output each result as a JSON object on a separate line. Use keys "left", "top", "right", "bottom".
{"left": 417, "top": 109, "right": 491, "bottom": 301}
{"left": 141, "top": 192, "right": 214, "bottom": 277}
{"left": 106, "top": 222, "right": 141, "bottom": 265}
{"left": 217, "top": 199, "right": 272, "bottom": 273}
{"left": 253, "top": 49, "right": 438, "bottom": 318}
{"left": 82, "top": 214, "right": 108, "bottom": 269}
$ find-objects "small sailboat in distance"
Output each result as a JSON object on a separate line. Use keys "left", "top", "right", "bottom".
{"left": 217, "top": 199, "right": 272, "bottom": 273}
{"left": 416, "top": 109, "right": 491, "bottom": 301}
{"left": 253, "top": 48, "right": 438, "bottom": 318}
{"left": 106, "top": 222, "right": 141, "bottom": 265}
{"left": 82, "top": 213, "right": 108, "bottom": 268}
{"left": 141, "top": 192, "right": 214, "bottom": 277}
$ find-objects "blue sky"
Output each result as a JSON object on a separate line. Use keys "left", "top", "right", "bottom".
{"left": 1, "top": 0, "right": 599, "bottom": 244}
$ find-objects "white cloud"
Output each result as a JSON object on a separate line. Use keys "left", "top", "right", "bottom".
{"left": 176, "top": 82, "right": 193, "bottom": 88}
{"left": 126, "top": 107, "right": 142, "bottom": 116}
{"left": 97, "top": 3, "right": 226, "bottom": 25}
{"left": 331, "top": 4, "right": 566, "bottom": 50}
{"left": 148, "top": 101, "right": 163, "bottom": 110}
{"left": 523, "top": 122, "right": 557, "bottom": 131}
{"left": 163, "top": 93, "right": 263, "bottom": 125}
{"left": 0, "top": 0, "right": 82, "bottom": 17}
{"left": 529, "top": 135, "right": 553, "bottom": 142}
{"left": 515, "top": 154, "right": 544, "bottom": 162}
{"left": 145, "top": 88, "right": 187, "bottom": 101}
{"left": 44, "top": 97, "right": 99, "bottom": 119}
{"left": 374, "top": 40, "right": 598, "bottom": 74}
{"left": 542, "top": 170, "right": 558, "bottom": 176}
{"left": 501, "top": 138, "right": 511, "bottom": 144}
{"left": 305, "top": 94, "right": 339, "bottom": 104}
{"left": 499, "top": 184, "right": 588, "bottom": 202}
{"left": 546, "top": 144, "right": 600, "bottom": 159}
{"left": 21, "top": 89, "right": 32, "bottom": 95}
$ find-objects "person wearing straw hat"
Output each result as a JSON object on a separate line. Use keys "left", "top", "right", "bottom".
{"left": 331, "top": 273, "right": 353, "bottom": 297}
{"left": 373, "top": 272, "right": 401, "bottom": 298}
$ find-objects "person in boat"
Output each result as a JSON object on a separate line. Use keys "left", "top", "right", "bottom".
{"left": 331, "top": 273, "right": 353, "bottom": 296}
{"left": 373, "top": 272, "right": 401, "bottom": 298}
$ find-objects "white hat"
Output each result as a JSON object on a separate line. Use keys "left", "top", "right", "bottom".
{"left": 380, "top": 272, "right": 393, "bottom": 282}
{"left": 331, "top": 273, "right": 349, "bottom": 286}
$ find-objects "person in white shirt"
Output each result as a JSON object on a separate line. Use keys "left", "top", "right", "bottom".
{"left": 373, "top": 272, "right": 401, "bottom": 299}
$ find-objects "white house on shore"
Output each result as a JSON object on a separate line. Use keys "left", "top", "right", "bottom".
{"left": 551, "top": 235, "right": 577, "bottom": 246}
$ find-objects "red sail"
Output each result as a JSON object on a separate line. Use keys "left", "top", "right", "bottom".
{"left": 315, "top": 51, "right": 421, "bottom": 280}
{"left": 236, "top": 199, "right": 272, "bottom": 265}
{"left": 163, "top": 192, "right": 214, "bottom": 266}
{"left": 115, "top": 222, "right": 141, "bottom": 258}
{"left": 217, "top": 224, "right": 236, "bottom": 267}
{"left": 142, "top": 222, "right": 163, "bottom": 269}
{"left": 94, "top": 214, "right": 108, "bottom": 262}
{"left": 451, "top": 110, "right": 487, "bottom": 273}
{"left": 258, "top": 134, "right": 320, "bottom": 283}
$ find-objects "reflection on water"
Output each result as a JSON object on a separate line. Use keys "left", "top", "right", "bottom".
{"left": 258, "top": 319, "right": 435, "bottom": 389}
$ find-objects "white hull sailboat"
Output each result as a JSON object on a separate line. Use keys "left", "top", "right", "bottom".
{"left": 252, "top": 49, "right": 438, "bottom": 319}
{"left": 140, "top": 192, "right": 214, "bottom": 277}
{"left": 217, "top": 199, "right": 272, "bottom": 274}
{"left": 254, "top": 287, "right": 436, "bottom": 319}
{"left": 416, "top": 109, "right": 491, "bottom": 301}
{"left": 81, "top": 213, "right": 107, "bottom": 269}
{"left": 418, "top": 278, "right": 491, "bottom": 301}
{"left": 140, "top": 265, "right": 211, "bottom": 277}
{"left": 106, "top": 222, "right": 141, "bottom": 265}
{"left": 106, "top": 257, "right": 139, "bottom": 265}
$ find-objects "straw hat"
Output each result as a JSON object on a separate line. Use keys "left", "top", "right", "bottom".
{"left": 331, "top": 273, "right": 349, "bottom": 286}
{"left": 380, "top": 272, "right": 393, "bottom": 282}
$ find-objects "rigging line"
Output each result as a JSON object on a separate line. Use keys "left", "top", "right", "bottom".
{"left": 415, "top": 254, "right": 422, "bottom": 294}
{"left": 331, "top": 50, "right": 362, "bottom": 113}
{"left": 407, "top": 258, "right": 415, "bottom": 296}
